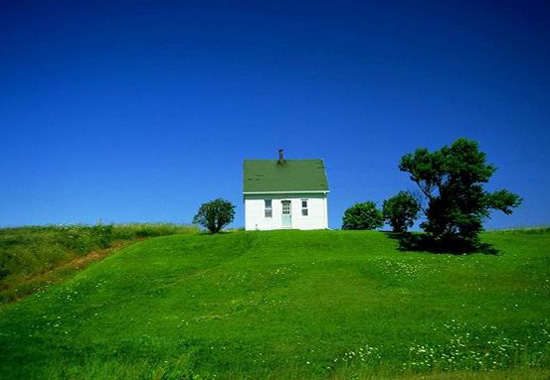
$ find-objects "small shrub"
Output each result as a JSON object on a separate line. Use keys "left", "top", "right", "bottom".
{"left": 193, "top": 199, "right": 236, "bottom": 233}
{"left": 342, "top": 201, "right": 384, "bottom": 230}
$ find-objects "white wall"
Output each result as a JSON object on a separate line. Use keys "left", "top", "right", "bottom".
{"left": 244, "top": 193, "right": 328, "bottom": 230}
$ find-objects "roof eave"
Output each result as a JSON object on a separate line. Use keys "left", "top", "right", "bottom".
{"left": 243, "top": 190, "right": 329, "bottom": 195}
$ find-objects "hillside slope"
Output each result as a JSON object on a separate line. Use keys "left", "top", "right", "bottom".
{"left": 0, "top": 230, "right": 549, "bottom": 379}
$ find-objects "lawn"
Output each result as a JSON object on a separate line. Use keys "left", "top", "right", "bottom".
{"left": 0, "top": 229, "right": 549, "bottom": 379}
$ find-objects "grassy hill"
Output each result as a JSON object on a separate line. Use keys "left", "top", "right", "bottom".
{"left": 0, "top": 224, "right": 198, "bottom": 303}
{"left": 0, "top": 229, "right": 549, "bottom": 379}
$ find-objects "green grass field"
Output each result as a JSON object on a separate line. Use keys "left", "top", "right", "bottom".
{"left": 0, "top": 229, "right": 549, "bottom": 379}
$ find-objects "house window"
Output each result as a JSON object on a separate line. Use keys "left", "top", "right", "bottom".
{"left": 265, "top": 199, "right": 272, "bottom": 218}
{"left": 301, "top": 199, "right": 308, "bottom": 216}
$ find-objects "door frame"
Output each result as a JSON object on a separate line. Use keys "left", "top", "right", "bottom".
{"left": 281, "top": 199, "right": 292, "bottom": 228}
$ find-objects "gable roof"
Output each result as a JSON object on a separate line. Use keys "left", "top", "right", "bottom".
{"left": 243, "top": 159, "right": 329, "bottom": 193}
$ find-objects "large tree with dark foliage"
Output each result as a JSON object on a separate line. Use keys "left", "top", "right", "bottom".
{"left": 383, "top": 191, "right": 420, "bottom": 232}
{"left": 193, "top": 199, "right": 235, "bottom": 233}
{"left": 342, "top": 201, "right": 384, "bottom": 230}
{"left": 399, "top": 138, "right": 522, "bottom": 249}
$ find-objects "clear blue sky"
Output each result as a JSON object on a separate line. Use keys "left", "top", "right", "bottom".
{"left": 1, "top": 0, "right": 549, "bottom": 229}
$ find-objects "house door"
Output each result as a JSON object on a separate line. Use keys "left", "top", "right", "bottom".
{"left": 281, "top": 200, "right": 292, "bottom": 228}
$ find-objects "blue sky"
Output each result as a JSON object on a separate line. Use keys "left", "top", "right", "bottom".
{"left": 1, "top": 0, "right": 549, "bottom": 229}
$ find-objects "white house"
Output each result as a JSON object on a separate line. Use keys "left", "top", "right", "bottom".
{"left": 244, "top": 150, "right": 329, "bottom": 230}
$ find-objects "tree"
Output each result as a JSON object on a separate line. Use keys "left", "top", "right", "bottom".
{"left": 399, "top": 138, "right": 521, "bottom": 249}
{"left": 193, "top": 199, "right": 236, "bottom": 233}
{"left": 342, "top": 201, "right": 384, "bottom": 230}
{"left": 383, "top": 191, "right": 420, "bottom": 232}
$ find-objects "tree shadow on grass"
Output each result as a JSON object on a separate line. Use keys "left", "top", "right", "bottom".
{"left": 383, "top": 232, "right": 500, "bottom": 255}
{"left": 197, "top": 231, "right": 233, "bottom": 236}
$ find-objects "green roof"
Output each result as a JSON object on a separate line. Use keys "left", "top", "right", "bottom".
{"left": 243, "top": 159, "right": 329, "bottom": 193}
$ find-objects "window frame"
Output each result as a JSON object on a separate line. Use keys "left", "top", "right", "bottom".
{"left": 264, "top": 199, "right": 273, "bottom": 218}
{"left": 301, "top": 199, "right": 309, "bottom": 216}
